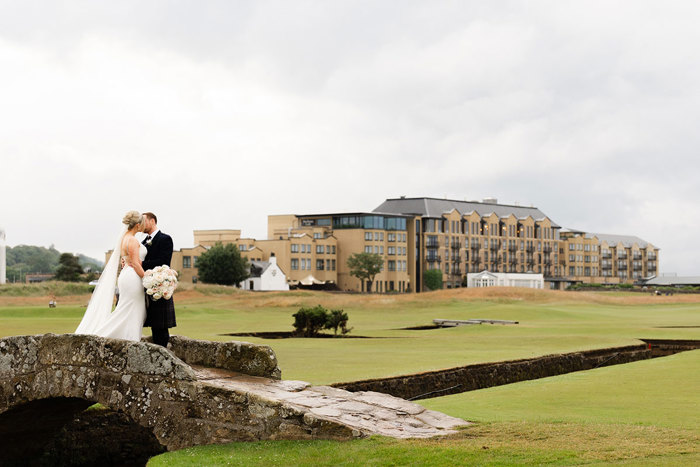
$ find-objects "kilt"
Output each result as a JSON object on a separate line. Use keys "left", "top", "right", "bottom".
{"left": 144, "top": 295, "right": 177, "bottom": 329}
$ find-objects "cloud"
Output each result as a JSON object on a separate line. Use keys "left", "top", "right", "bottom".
{"left": 2, "top": 1, "right": 699, "bottom": 274}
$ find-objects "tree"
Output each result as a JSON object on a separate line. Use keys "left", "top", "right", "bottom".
{"left": 197, "top": 242, "right": 249, "bottom": 286}
{"left": 346, "top": 252, "right": 383, "bottom": 293}
{"left": 324, "top": 309, "right": 350, "bottom": 335}
{"left": 423, "top": 269, "right": 443, "bottom": 291}
{"left": 54, "top": 253, "right": 84, "bottom": 282}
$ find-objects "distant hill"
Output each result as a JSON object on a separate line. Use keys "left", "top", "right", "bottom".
{"left": 5, "top": 245, "right": 103, "bottom": 282}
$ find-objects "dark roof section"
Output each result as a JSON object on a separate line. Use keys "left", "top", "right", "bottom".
{"left": 295, "top": 211, "right": 413, "bottom": 218}
{"left": 250, "top": 260, "right": 272, "bottom": 277}
{"left": 585, "top": 232, "right": 656, "bottom": 249}
{"left": 373, "top": 197, "right": 560, "bottom": 228}
{"left": 644, "top": 275, "right": 700, "bottom": 286}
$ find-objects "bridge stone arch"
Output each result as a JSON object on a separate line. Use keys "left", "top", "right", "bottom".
{"left": 1, "top": 334, "right": 465, "bottom": 463}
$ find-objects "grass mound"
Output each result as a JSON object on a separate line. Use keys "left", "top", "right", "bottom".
{"left": 0, "top": 281, "right": 94, "bottom": 297}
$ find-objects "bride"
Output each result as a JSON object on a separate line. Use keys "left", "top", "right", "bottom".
{"left": 75, "top": 211, "right": 147, "bottom": 342}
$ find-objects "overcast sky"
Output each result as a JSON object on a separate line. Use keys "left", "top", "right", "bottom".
{"left": 2, "top": 1, "right": 699, "bottom": 274}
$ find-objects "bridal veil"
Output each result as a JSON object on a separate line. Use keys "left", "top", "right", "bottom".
{"left": 75, "top": 227, "right": 126, "bottom": 335}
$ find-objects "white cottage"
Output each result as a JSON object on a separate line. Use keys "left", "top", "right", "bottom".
{"left": 466, "top": 271, "right": 544, "bottom": 289}
{"left": 240, "top": 255, "right": 289, "bottom": 291}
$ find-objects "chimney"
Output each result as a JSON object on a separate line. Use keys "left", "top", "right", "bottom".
{"left": 269, "top": 253, "right": 277, "bottom": 265}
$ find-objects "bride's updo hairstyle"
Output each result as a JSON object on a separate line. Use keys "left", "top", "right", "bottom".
{"left": 122, "top": 210, "right": 144, "bottom": 230}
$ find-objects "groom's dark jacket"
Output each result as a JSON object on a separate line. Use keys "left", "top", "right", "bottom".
{"left": 142, "top": 231, "right": 176, "bottom": 329}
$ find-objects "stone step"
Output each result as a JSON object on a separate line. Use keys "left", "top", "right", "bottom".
{"left": 192, "top": 366, "right": 468, "bottom": 439}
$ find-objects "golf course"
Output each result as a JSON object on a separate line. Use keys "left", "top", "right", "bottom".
{"left": 1, "top": 284, "right": 698, "bottom": 465}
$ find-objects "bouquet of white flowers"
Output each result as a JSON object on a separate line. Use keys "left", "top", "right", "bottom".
{"left": 142, "top": 265, "right": 179, "bottom": 300}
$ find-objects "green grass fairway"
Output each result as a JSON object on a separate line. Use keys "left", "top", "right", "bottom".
{"left": 2, "top": 287, "right": 698, "bottom": 465}
{"left": 420, "top": 349, "right": 700, "bottom": 429}
{"left": 150, "top": 351, "right": 700, "bottom": 466}
{"left": 1, "top": 288, "right": 698, "bottom": 384}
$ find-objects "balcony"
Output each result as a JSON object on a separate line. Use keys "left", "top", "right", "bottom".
{"left": 617, "top": 263, "right": 628, "bottom": 270}
{"left": 601, "top": 252, "right": 612, "bottom": 259}
{"left": 451, "top": 267, "right": 461, "bottom": 276}
{"left": 470, "top": 242, "right": 480, "bottom": 250}
{"left": 426, "top": 255, "right": 441, "bottom": 263}
{"left": 471, "top": 256, "right": 481, "bottom": 263}
{"left": 452, "top": 255, "right": 461, "bottom": 263}
{"left": 451, "top": 241, "right": 461, "bottom": 250}
{"left": 648, "top": 253, "right": 657, "bottom": 260}
{"left": 426, "top": 238, "right": 439, "bottom": 248}
{"left": 633, "top": 264, "right": 643, "bottom": 271}
{"left": 508, "top": 244, "right": 517, "bottom": 252}
{"left": 543, "top": 245, "right": 552, "bottom": 253}
{"left": 489, "top": 241, "right": 500, "bottom": 251}
{"left": 633, "top": 253, "right": 642, "bottom": 260}
{"left": 617, "top": 253, "right": 628, "bottom": 260}
{"left": 526, "top": 245, "right": 535, "bottom": 253}
{"left": 601, "top": 263, "right": 612, "bottom": 270}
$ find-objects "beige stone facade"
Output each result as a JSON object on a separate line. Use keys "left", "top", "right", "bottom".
{"left": 558, "top": 230, "right": 659, "bottom": 286}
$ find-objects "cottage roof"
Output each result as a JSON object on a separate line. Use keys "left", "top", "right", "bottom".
{"left": 249, "top": 260, "right": 272, "bottom": 278}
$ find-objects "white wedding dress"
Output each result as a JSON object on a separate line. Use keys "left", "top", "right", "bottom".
{"left": 76, "top": 236, "right": 147, "bottom": 342}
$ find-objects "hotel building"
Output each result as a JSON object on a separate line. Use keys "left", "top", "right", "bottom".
{"left": 164, "top": 197, "right": 659, "bottom": 292}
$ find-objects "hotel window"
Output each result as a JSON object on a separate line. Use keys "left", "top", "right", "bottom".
{"left": 316, "top": 245, "right": 324, "bottom": 254}
{"left": 388, "top": 247, "right": 396, "bottom": 255}
{"left": 306, "top": 259, "right": 311, "bottom": 270}
{"left": 291, "top": 244, "right": 299, "bottom": 253}
{"left": 326, "top": 259, "right": 331, "bottom": 270}
{"left": 331, "top": 259, "right": 336, "bottom": 270}
{"left": 316, "top": 260, "right": 324, "bottom": 270}
{"left": 365, "top": 232, "right": 373, "bottom": 241}
{"left": 388, "top": 260, "right": 396, "bottom": 271}
{"left": 374, "top": 246, "right": 379, "bottom": 254}
{"left": 183, "top": 256, "right": 191, "bottom": 268}
{"left": 326, "top": 245, "right": 331, "bottom": 253}
{"left": 374, "top": 232, "right": 380, "bottom": 241}
{"left": 365, "top": 246, "right": 372, "bottom": 253}
{"left": 388, "top": 233, "right": 396, "bottom": 242}
{"left": 314, "top": 233, "right": 322, "bottom": 239}
{"left": 239, "top": 244, "right": 247, "bottom": 251}
{"left": 380, "top": 246, "right": 384, "bottom": 254}
{"left": 332, "top": 246, "right": 336, "bottom": 254}
{"left": 193, "top": 256, "right": 199, "bottom": 267}
{"left": 291, "top": 259, "right": 299, "bottom": 270}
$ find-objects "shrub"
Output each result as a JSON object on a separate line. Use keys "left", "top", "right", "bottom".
{"left": 325, "top": 309, "right": 351, "bottom": 335}
{"left": 293, "top": 305, "right": 330, "bottom": 337}
{"left": 292, "top": 305, "right": 352, "bottom": 337}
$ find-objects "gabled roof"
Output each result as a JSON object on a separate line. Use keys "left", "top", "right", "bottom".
{"left": 373, "top": 197, "right": 560, "bottom": 227}
{"left": 249, "top": 260, "right": 272, "bottom": 277}
{"left": 585, "top": 232, "right": 655, "bottom": 249}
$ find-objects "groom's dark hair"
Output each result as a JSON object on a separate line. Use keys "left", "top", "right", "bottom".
{"left": 143, "top": 212, "right": 158, "bottom": 224}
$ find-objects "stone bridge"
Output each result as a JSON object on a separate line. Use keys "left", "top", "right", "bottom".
{"left": 0, "top": 334, "right": 465, "bottom": 465}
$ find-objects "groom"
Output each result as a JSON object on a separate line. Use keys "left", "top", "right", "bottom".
{"left": 141, "top": 212, "right": 176, "bottom": 347}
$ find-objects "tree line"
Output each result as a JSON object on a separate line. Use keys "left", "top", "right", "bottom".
{"left": 5, "top": 245, "right": 102, "bottom": 283}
